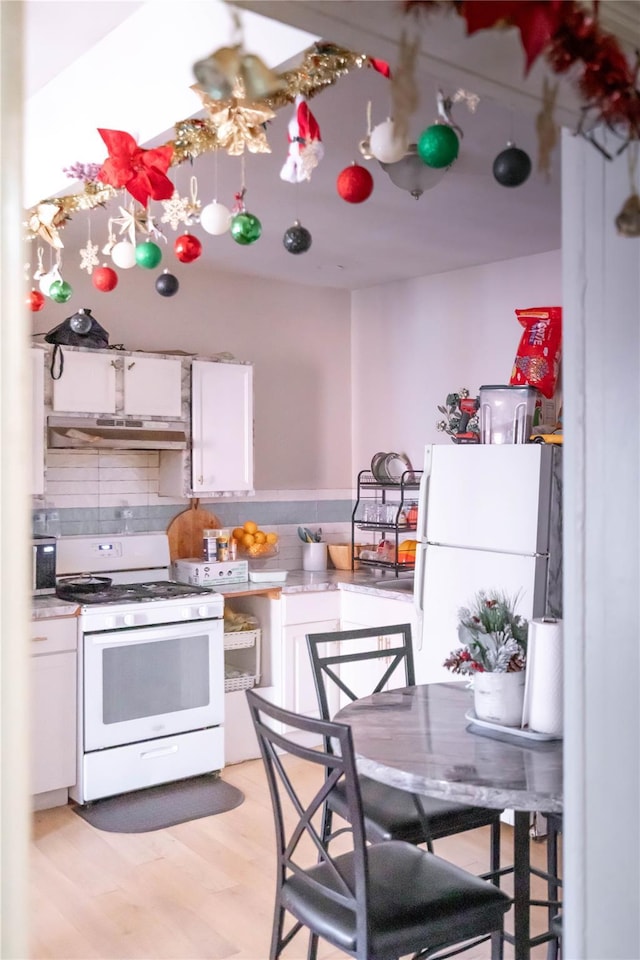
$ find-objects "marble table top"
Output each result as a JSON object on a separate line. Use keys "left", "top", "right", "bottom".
{"left": 335, "top": 682, "right": 563, "bottom": 813}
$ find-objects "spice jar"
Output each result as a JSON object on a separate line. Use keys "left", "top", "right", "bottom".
{"left": 216, "top": 533, "right": 230, "bottom": 562}
{"left": 203, "top": 528, "right": 220, "bottom": 561}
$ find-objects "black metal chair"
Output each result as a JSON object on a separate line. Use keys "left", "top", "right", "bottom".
{"left": 246, "top": 688, "right": 511, "bottom": 960}
{"left": 306, "top": 624, "right": 504, "bottom": 876}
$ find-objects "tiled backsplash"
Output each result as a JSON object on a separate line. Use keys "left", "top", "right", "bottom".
{"left": 33, "top": 449, "right": 354, "bottom": 569}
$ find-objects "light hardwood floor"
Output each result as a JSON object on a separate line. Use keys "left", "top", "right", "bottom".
{"left": 29, "top": 759, "right": 560, "bottom": 960}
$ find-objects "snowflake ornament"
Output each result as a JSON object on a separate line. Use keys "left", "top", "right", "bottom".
{"left": 161, "top": 191, "right": 192, "bottom": 230}
{"left": 79, "top": 240, "right": 99, "bottom": 274}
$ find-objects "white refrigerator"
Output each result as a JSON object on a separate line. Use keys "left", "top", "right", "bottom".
{"left": 413, "top": 443, "right": 562, "bottom": 685}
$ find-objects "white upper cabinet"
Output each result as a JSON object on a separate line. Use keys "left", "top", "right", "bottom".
{"left": 190, "top": 360, "right": 254, "bottom": 494}
{"left": 50, "top": 348, "right": 183, "bottom": 418}
{"left": 52, "top": 350, "right": 117, "bottom": 414}
{"left": 122, "top": 355, "right": 182, "bottom": 418}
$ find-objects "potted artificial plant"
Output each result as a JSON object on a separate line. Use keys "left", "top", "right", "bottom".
{"left": 444, "top": 590, "right": 529, "bottom": 727}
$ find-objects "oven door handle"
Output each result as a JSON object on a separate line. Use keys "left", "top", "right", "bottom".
{"left": 140, "top": 744, "right": 179, "bottom": 760}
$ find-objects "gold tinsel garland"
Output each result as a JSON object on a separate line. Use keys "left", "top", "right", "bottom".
{"left": 25, "top": 43, "right": 379, "bottom": 246}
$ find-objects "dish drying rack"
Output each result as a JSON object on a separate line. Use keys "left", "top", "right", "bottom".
{"left": 352, "top": 469, "right": 422, "bottom": 578}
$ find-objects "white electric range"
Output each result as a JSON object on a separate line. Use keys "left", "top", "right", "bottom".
{"left": 56, "top": 533, "right": 225, "bottom": 804}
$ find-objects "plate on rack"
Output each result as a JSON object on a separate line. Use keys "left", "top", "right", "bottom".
{"left": 465, "top": 710, "right": 562, "bottom": 742}
{"left": 383, "top": 452, "right": 415, "bottom": 482}
{"left": 371, "top": 452, "right": 388, "bottom": 482}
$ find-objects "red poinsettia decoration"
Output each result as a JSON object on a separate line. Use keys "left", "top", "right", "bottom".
{"left": 460, "top": 1, "right": 565, "bottom": 73}
{"left": 97, "top": 129, "right": 174, "bottom": 207}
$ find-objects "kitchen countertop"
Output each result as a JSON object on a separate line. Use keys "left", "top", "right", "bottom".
{"left": 32, "top": 570, "right": 414, "bottom": 618}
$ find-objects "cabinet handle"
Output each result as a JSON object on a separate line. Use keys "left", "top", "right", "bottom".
{"left": 110, "top": 359, "right": 118, "bottom": 368}
{"left": 32, "top": 635, "right": 47, "bottom": 643}
{"left": 127, "top": 361, "right": 136, "bottom": 370}
{"left": 198, "top": 475, "right": 203, "bottom": 485}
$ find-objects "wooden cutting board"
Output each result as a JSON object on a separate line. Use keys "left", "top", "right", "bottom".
{"left": 166, "top": 500, "right": 223, "bottom": 562}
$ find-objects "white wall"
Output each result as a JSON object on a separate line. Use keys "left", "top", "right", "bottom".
{"left": 34, "top": 262, "right": 352, "bottom": 491}
{"left": 351, "top": 250, "right": 561, "bottom": 474}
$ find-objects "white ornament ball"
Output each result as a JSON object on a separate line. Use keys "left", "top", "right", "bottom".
{"left": 111, "top": 241, "right": 137, "bottom": 269}
{"left": 369, "top": 119, "right": 408, "bottom": 165}
{"left": 200, "top": 200, "right": 232, "bottom": 236}
{"left": 38, "top": 267, "right": 61, "bottom": 296}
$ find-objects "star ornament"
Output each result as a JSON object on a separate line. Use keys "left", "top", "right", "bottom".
{"left": 191, "top": 85, "right": 275, "bottom": 155}
{"left": 96, "top": 129, "right": 174, "bottom": 206}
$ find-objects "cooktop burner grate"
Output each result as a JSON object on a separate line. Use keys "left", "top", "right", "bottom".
{"left": 56, "top": 580, "right": 217, "bottom": 605}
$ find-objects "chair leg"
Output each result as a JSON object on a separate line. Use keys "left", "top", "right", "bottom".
{"left": 307, "top": 932, "right": 319, "bottom": 960}
{"left": 270, "top": 903, "right": 285, "bottom": 960}
{"left": 546, "top": 819, "right": 561, "bottom": 960}
{"left": 413, "top": 795, "right": 435, "bottom": 853}
{"left": 490, "top": 820, "right": 501, "bottom": 886}
{"left": 491, "top": 927, "right": 504, "bottom": 960}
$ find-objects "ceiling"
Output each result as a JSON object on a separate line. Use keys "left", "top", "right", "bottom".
{"left": 23, "top": 1, "right": 639, "bottom": 291}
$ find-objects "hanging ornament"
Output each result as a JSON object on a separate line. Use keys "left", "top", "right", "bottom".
{"left": 27, "top": 288, "right": 45, "bottom": 312}
{"left": 191, "top": 81, "right": 275, "bottom": 156}
{"left": 417, "top": 123, "right": 459, "bottom": 168}
{"left": 283, "top": 221, "right": 312, "bottom": 255}
{"left": 69, "top": 308, "right": 93, "bottom": 334}
{"left": 135, "top": 240, "right": 163, "bottom": 269}
{"left": 230, "top": 182, "right": 261, "bottom": 245}
{"left": 27, "top": 201, "right": 66, "bottom": 249}
{"left": 111, "top": 241, "right": 137, "bottom": 269}
{"left": 359, "top": 101, "right": 374, "bottom": 160}
{"left": 174, "top": 232, "right": 202, "bottom": 263}
{"left": 615, "top": 141, "right": 640, "bottom": 237}
{"left": 92, "top": 264, "right": 119, "bottom": 293}
{"left": 156, "top": 270, "right": 180, "bottom": 297}
{"left": 32, "top": 245, "right": 46, "bottom": 281}
{"left": 39, "top": 261, "right": 62, "bottom": 296}
{"left": 48, "top": 280, "right": 73, "bottom": 304}
{"left": 230, "top": 211, "right": 262, "bottom": 245}
{"left": 280, "top": 95, "right": 324, "bottom": 183}
{"left": 200, "top": 200, "right": 232, "bottom": 235}
{"left": 337, "top": 163, "right": 374, "bottom": 203}
{"left": 390, "top": 31, "right": 420, "bottom": 148}
{"left": 161, "top": 177, "right": 201, "bottom": 231}
{"left": 492, "top": 142, "right": 532, "bottom": 187}
{"left": 369, "top": 118, "right": 408, "bottom": 165}
{"left": 536, "top": 78, "right": 559, "bottom": 182}
{"left": 79, "top": 219, "right": 99, "bottom": 275}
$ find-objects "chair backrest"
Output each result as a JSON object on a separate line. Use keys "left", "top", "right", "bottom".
{"left": 245, "top": 689, "right": 371, "bottom": 951}
{"left": 306, "top": 623, "right": 416, "bottom": 721}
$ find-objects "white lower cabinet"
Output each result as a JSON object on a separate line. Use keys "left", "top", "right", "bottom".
{"left": 30, "top": 616, "right": 78, "bottom": 808}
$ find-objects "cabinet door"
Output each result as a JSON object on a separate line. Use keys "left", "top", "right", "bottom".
{"left": 282, "top": 618, "right": 340, "bottom": 744}
{"left": 123, "top": 356, "right": 183, "bottom": 418}
{"left": 191, "top": 360, "right": 253, "bottom": 493}
{"left": 32, "top": 349, "right": 45, "bottom": 495}
{"left": 51, "top": 351, "right": 117, "bottom": 414}
{"left": 30, "top": 650, "right": 77, "bottom": 794}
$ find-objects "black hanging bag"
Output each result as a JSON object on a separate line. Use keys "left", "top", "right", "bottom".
{"left": 45, "top": 308, "right": 110, "bottom": 379}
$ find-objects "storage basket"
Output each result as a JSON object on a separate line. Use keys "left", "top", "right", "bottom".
{"left": 224, "top": 672, "right": 258, "bottom": 693}
{"left": 223, "top": 628, "right": 261, "bottom": 650}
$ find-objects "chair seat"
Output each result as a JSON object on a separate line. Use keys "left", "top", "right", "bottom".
{"left": 329, "top": 775, "right": 502, "bottom": 845}
{"left": 283, "top": 840, "right": 511, "bottom": 960}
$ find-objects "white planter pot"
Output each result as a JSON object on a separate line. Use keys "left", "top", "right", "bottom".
{"left": 473, "top": 671, "right": 526, "bottom": 727}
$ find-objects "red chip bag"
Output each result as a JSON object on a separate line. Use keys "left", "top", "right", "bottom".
{"left": 510, "top": 306, "right": 562, "bottom": 399}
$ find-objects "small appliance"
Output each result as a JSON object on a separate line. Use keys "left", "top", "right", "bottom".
{"left": 32, "top": 536, "right": 57, "bottom": 595}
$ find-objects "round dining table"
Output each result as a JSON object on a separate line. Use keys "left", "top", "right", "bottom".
{"left": 335, "top": 681, "right": 563, "bottom": 960}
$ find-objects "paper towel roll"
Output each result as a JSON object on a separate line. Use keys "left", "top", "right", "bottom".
{"left": 522, "top": 618, "right": 563, "bottom": 736}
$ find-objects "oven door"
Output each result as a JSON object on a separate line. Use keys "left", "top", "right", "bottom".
{"left": 83, "top": 618, "right": 224, "bottom": 751}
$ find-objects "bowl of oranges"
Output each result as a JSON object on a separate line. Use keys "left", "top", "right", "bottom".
{"left": 233, "top": 521, "right": 280, "bottom": 560}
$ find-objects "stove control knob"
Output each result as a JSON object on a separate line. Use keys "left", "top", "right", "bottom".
{"left": 123, "top": 613, "right": 135, "bottom": 626}
{"left": 198, "top": 605, "right": 210, "bottom": 618}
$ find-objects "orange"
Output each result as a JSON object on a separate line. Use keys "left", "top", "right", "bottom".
{"left": 232, "top": 527, "right": 244, "bottom": 541}
{"left": 254, "top": 530, "right": 266, "bottom": 544}
{"left": 265, "top": 532, "right": 279, "bottom": 545}
{"left": 242, "top": 533, "right": 255, "bottom": 548}
{"left": 243, "top": 520, "right": 258, "bottom": 535}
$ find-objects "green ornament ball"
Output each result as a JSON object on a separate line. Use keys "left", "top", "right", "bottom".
{"left": 230, "top": 212, "right": 262, "bottom": 246}
{"left": 48, "top": 280, "right": 73, "bottom": 303}
{"left": 135, "top": 240, "right": 163, "bottom": 269}
{"left": 417, "top": 124, "right": 459, "bottom": 169}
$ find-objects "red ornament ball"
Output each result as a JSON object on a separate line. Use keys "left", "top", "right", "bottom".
{"left": 174, "top": 233, "right": 202, "bottom": 263}
{"left": 92, "top": 265, "right": 119, "bottom": 293}
{"left": 337, "top": 163, "right": 374, "bottom": 203}
{"left": 27, "top": 288, "right": 45, "bottom": 312}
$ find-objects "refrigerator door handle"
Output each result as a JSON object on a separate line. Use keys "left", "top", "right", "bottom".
{"left": 416, "top": 445, "right": 433, "bottom": 542}
{"left": 413, "top": 541, "right": 427, "bottom": 647}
